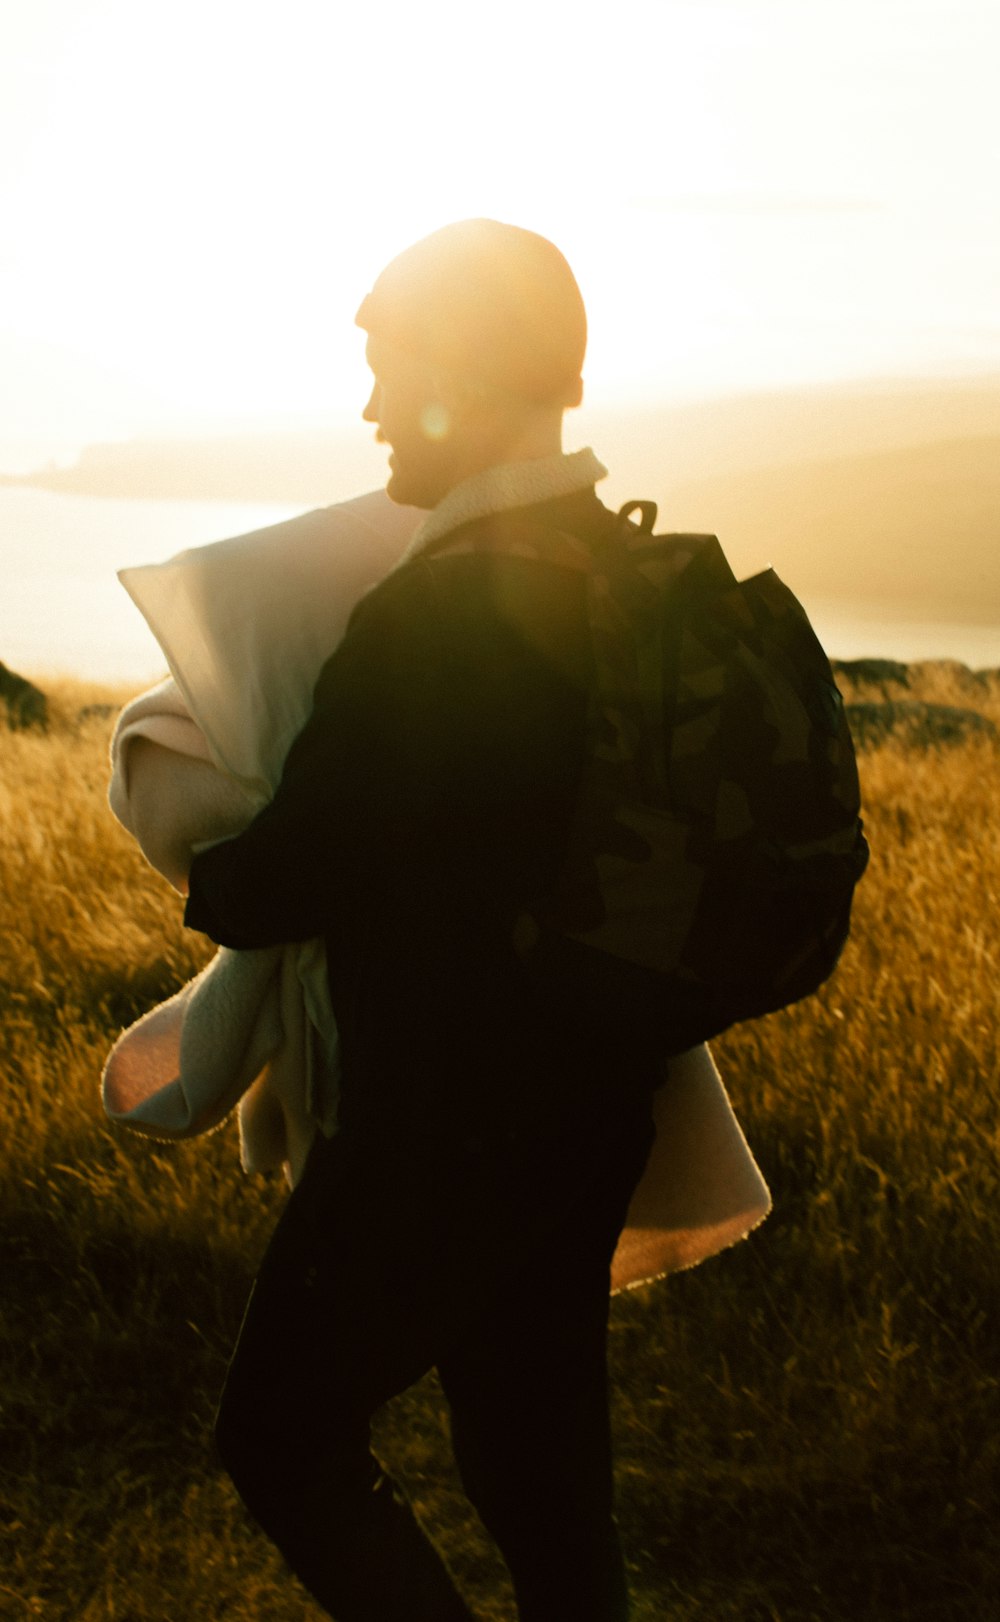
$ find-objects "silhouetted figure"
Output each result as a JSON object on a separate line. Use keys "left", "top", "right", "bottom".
{"left": 183, "top": 221, "right": 670, "bottom": 1621}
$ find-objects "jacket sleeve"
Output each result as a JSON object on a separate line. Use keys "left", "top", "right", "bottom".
{"left": 183, "top": 563, "right": 450, "bottom": 949}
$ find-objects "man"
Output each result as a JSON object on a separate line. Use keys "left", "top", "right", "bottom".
{"left": 184, "top": 219, "right": 661, "bottom": 1621}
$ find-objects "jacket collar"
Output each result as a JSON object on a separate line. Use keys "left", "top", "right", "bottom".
{"left": 401, "top": 448, "right": 607, "bottom": 564}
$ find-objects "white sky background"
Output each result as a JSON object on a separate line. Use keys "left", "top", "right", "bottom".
{"left": 2, "top": 0, "right": 998, "bottom": 466}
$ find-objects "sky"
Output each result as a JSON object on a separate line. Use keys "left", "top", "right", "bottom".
{"left": 2, "top": 0, "right": 998, "bottom": 469}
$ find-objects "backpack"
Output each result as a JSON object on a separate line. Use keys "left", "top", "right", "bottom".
{"left": 438, "top": 498, "right": 870, "bottom": 1054}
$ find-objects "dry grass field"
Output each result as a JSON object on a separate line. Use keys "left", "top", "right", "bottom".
{"left": 1, "top": 664, "right": 998, "bottom": 1621}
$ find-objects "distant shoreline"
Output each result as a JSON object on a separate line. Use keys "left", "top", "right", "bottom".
{"left": 2, "top": 383, "right": 998, "bottom": 682}
{"left": 4, "top": 374, "right": 1000, "bottom": 502}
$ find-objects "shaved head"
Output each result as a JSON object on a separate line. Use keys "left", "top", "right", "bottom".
{"left": 356, "top": 218, "right": 586, "bottom": 409}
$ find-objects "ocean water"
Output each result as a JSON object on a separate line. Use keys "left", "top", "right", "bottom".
{"left": 0, "top": 488, "right": 307, "bottom": 684}
{"left": 1, "top": 487, "right": 997, "bottom": 687}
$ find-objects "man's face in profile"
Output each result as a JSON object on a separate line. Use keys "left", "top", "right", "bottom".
{"left": 363, "top": 336, "right": 461, "bottom": 509}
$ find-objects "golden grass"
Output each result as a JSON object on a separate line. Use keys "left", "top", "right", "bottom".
{"left": 1, "top": 669, "right": 998, "bottom": 1620}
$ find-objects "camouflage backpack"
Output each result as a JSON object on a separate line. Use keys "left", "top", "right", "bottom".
{"left": 437, "top": 498, "right": 870, "bottom": 1052}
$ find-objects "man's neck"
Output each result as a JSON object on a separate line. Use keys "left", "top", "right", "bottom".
{"left": 443, "top": 409, "right": 565, "bottom": 492}
{"left": 487, "top": 416, "right": 565, "bottom": 466}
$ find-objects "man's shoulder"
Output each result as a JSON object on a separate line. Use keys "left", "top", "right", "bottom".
{"left": 307, "top": 554, "right": 443, "bottom": 709}
{"left": 322, "top": 483, "right": 616, "bottom": 678}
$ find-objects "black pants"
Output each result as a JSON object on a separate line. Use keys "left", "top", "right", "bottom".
{"left": 215, "top": 1109, "right": 653, "bottom": 1621}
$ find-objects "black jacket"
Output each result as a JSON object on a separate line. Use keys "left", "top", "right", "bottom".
{"left": 185, "top": 488, "right": 656, "bottom": 1140}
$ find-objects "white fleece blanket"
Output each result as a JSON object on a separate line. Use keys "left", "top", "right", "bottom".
{"left": 103, "top": 473, "right": 770, "bottom": 1290}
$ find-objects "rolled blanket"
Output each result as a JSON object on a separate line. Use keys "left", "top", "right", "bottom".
{"left": 108, "top": 677, "right": 261, "bottom": 892}
{"left": 104, "top": 486, "right": 771, "bottom": 1286}
{"left": 105, "top": 491, "right": 421, "bottom": 1179}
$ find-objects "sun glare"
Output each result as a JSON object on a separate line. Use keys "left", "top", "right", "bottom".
{"left": 2, "top": 0, "right": 998, "bottom": 459}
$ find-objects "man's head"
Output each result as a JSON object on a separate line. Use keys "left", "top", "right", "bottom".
{"left": 356, "top": 219, "right": 587, "bottom": 507}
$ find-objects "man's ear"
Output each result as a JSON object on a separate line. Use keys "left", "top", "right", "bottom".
{"left": 431, "top": 369, "right": 485, "bottom": 416}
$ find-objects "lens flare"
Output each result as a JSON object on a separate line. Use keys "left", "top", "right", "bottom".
{"left": 420, "top": 403, "right": 451, "bottom": 442}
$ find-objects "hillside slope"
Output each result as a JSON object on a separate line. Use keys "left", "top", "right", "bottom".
{"left": 656, "top": 435, "right": 1000, "bottom": 621}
